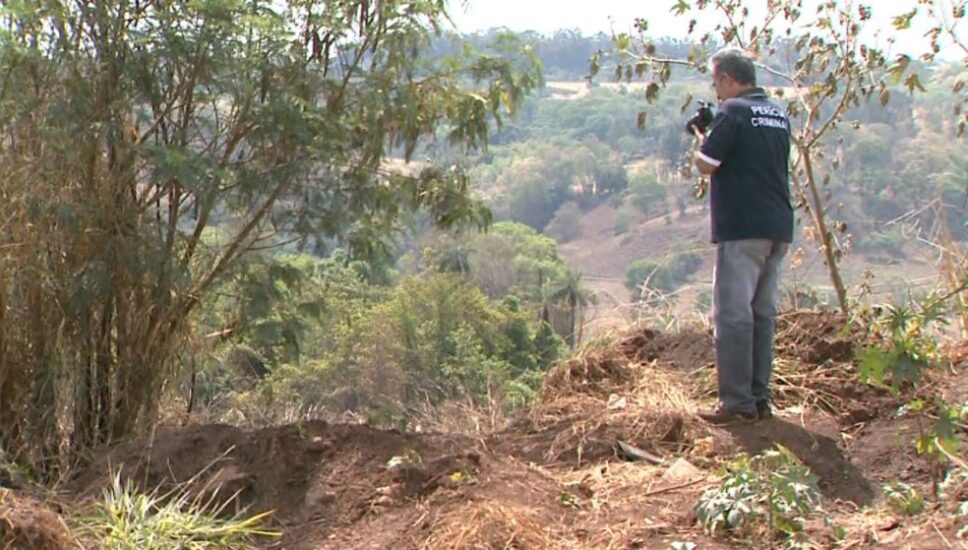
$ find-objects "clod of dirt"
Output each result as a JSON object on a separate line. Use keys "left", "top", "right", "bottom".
{"left": 774, "top": 309, "right": 860, "bottom": 364}
{"left": 619, "top": 326, "right": 713, "bottom": 369}
{"left": 507, "top": 356, "right": 706, "bottom": 467}
{"left": 541, "top": 346, "right": 633, "bottom": 399}
{"left": 0, "top": 489, "right": 76, "bottom": 550}
{"left": 390, "top": 453, "right": 482, "bottom": 498}
{"left": 660, "top": 457, "right": 702, "bottom": 482}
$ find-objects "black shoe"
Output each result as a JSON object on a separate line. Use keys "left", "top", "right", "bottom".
{"left": 756, "top": 401, "right": 773, "bottom": 420}
{"left": 698, "top": 403, "right": 758, "bottom": 425}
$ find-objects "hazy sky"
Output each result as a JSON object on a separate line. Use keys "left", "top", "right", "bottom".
{"left": 448, "top": 0, "right": 964, "bottom": 57}
{"left": 449, "top": 0, "right": 689, "bottom": 36}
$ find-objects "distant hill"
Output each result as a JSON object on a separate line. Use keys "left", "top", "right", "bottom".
{"left": 555, "top": 199, "right": 940, "bottom": 336}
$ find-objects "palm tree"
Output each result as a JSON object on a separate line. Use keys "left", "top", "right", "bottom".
{"left": 436, "top": 244, "right": 472, "bottom": 275}
{"left": 551, "top": 270, "right": 594, "bottom": 348}
{"left": 536, "top": 268, "right": 552, "bottom": 325}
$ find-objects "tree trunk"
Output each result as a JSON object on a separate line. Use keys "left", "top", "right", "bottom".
{"left": 566, "top": 295, "right": 576, "bottom": 348}
{"left": 576, "top": 303, "right": 584, "bottom": 346}
{"left": 95, "top": 303, "right": 114, "bottom": 445}
{"left": 799, "top": 146, "right": 849, "bottom": 315}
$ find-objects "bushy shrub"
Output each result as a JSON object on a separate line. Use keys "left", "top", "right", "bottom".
{"left": 613, "top": 208, "right": 631, "bottom": 235}
{"left": 196, "top": 253, "right": 564, "bottom": 422}
{"left": 545, "top": 202, "right": 583, "bottom": 242}
{"left": 627, "top": 170, "right": 667, "bottom": 215}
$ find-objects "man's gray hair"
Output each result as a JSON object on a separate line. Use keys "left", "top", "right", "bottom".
{"left": 710, "top": 48, "right": 756, "bottom": 86}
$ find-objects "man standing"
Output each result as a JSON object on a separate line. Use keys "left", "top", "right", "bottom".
{"left": 690, "top": 48, "right": 794, "bottom": 424}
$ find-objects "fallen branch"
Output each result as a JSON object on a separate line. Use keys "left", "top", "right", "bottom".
{"left": 642, "top": 476, "right": 709, "bottom": 497}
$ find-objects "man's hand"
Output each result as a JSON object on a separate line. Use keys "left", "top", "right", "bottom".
{"left": 684, "top": 100, "right": 714, "bottom": 135}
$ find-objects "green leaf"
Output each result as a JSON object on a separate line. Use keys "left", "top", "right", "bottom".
{"left": 914, "top": 433, "right": 936, "bottom": 455}
{"left": 886, "top": 55, "right": 911, "bottom": 84}
{"left": 670, "top": 0, "right": 690, "bottom": 16}
{"left": 889, "top": 352, "right": 925, "bottom": 394}
{"left": 857, "top": 345, "right": 892, "bottom": 389}
{"left": 614, "top": 32, "right": 631, "bottom": 55}
{"left": 904, "top": 73, "right": 927, "bottom": 95}
{"left": 932, "top": 401, "right": 963, "bottom": 453}
{"left": 892, "top": 8, "right": 918, "bottom": 30}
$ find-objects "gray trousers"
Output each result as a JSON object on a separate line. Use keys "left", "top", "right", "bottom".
{"left": 713, "top": 239, "right": 788, "bottom": 414}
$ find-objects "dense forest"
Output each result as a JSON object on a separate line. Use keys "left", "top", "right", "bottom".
{"left": 0, "top": 1, "right": 966, "bottom": 548}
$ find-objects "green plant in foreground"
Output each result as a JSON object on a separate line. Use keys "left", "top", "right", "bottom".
{"left": 858, "top": 296, "right": 967, "bottom": 476}
{"left": 882, "top": 481, "right": 924, "bottom": 516}
{"left": 72, "top": 473, "right": 278, "bottom": 549}
{"left": 857, "top": 299, "right": 948, "bottom": 397}
{"left": 696, "top": 446, "right": 842, "bottom": 547}
{"left": 898, "top": 399, "right": 968, "bottom": 460}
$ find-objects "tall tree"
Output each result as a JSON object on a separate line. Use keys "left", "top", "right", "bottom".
{"left": 551, "top": 270, "right": 593, "bottom": 348}
{"left": 0, "top": 0, "right": 539, "bottom": 473}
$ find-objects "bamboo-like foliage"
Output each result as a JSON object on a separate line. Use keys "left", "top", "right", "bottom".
{"left": 0, "top": 0, "right": 540, "bottom": 475}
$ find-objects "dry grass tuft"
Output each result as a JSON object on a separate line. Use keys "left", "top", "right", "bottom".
{"left": 420, "top": 500, "right": 556, "bottom": 549}
{"left": 0, "top": 489, "right": 77, "bottom": 550}
{"left": 526, "top": 349, "right": 708, "bottom": 465}
{"left": 541, "top": 345, "right": 634, "bottom": 401}
{"left": 555, "top": 461, "right": 715, "bottom": 549}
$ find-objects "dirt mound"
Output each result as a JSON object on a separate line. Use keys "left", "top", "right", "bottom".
{"left": 0, "top": 489, "right": 76, "bottom": 550}
{"left": 499, "top": 346, "right": 706, "bottom": 467}
{"left": 72, "top": 420, "right": 583, "bottom": 549}
{"left": 772, "top": 309, "right": 901, "bottom": 422}
{"left": 619, "top": 310, "right": 897, "bottom": 422}
{"left": 74, "top": 421, "right": 490, "bottom": 547}
{"left": 619, "top": 309, "right": 859, "bottom": 372}
{"left": 775, "top": 309, "right": 860, "bottom": 364}
{"left": 848, "top": 416, "right": 941, "bottom": 492}
{"left": 722, "top": 419, "right": 875, "bottom": 505}
{"left": 619, "top": 309, "right": 860, "bottom": 371}
{"left": 619, "top": 326, "right": 713, "bottom": 370}
{"left": 541, "top": 346, "right": 634, "bottom": 398}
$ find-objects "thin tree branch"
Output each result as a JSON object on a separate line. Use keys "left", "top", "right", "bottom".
{"left": 625, "top": 53, "right": 703, "bottom": 69}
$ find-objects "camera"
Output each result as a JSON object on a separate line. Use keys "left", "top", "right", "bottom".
{"left": 684, "top": 100, "right": 714, "bottom": 135}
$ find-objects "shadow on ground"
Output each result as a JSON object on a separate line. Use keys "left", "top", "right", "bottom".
{"left": 724, "top": 418, "right": 875, "bottom": 506}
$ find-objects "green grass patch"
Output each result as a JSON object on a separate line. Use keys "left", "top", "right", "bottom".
{"left": 72, "top": 472, "right": 279, "bottom": 549}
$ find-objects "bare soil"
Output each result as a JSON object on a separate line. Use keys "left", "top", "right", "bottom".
{"left": 6, "top": 311, "right": 966, "bottom": 549}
